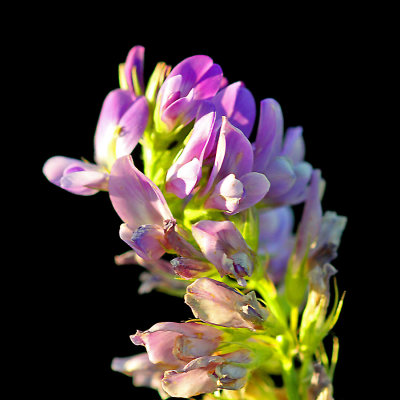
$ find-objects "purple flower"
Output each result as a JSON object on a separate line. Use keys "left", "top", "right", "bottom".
{"left": 259, "top": 206, "right": 295, "bottom": 283}
{"left": 165, "top": 102, "right": 217, "bottom": 198}
{"left": 185, "top": 278, "right": 268, "bottom": 330}
{"left": 253, "top": 99, "right": 313, "bottom": 206}
{"left": 155, "top": 55, "right": 223, "bottom": 132}
{"left": 162, "top": 350, "right": 251, "bottom": 398}
{"left": 43, "top": 89, "right": 148, "bottom": 195}
{"left": 202, "top": 118, "right": 270, "bottom": 214}
{"left": 191, "top": 220, "right": 255, "bottom": 286}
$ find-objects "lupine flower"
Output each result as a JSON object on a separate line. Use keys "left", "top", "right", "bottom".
{"left": 191, "top": 220, "right": 255, "bottom": 286}
{"left": 253, "top": 99, "right": 313, "bottom": 206}
{"left": 161, "top": 350, "right": 252, "bottom": 398}
{"left": 111, "top": 353, "right": 169, "bottom": 399}
{"left": 43, "top": 89, "right": 148, "bottom": 195}
{"left": 154, "top": 55, "right": 223, "bottom": 133}
{"left": 130, "top": 322, "right": 222, "bottom": 367}
{"left": 202, "top": 118, "right": 270, "bottom": 214}
{"left": 258, "top": 206, "right": 295, "bottom": 283}
{"left": 185, "top": 277, "right": 268, "bottom": 330}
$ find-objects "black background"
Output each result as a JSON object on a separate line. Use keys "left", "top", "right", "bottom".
{"left": 16, "top": 8, "right": 379, "bottom": 400}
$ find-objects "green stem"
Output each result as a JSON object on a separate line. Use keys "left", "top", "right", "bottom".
{"left": 282, "top": 359, "right": 301, "bottom": 400}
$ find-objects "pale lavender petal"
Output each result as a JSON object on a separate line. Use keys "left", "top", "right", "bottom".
{"left": 217, "top": 118, "right": 254, "bottom": 179}
{"left": 281, "top": 126, "right": 305, "bottom": 164}
{"left": 60, "top": 170, "right": 108, "bottom": 195}
{"left": 165, "top": 102, "right": 216, "bottom": 198}
{"left": 115, "top": 96, "right": 149, "bottom": 158}
{"left": 212, "top": 81, "right": 256, "bottom": 137}
{"left": 130, "top": 224, "right": 167, "bottom": 260}
{"left": 264, "top": 156, "right": 296, "bottom": 198}
{"left": 170, "top": 258, "right": 212, "bottom": 279}
{"left": 43, "top": 156, "right": 106, "bottom": 195}
{"left": 94, "top": 89, "right": 135, "bottom": 168}
{"left": 253, "top": 98, "right": 284, "bottom": 173}
{"left": 204, "top": 174, "right": 244, "bottom": 213}
{"left": 109, "top": 155, "right": 172, "bottom": 231}
{"left": 258, "top": 207, "right": 294, "bottom": 255}
{"left": 296, "top": 169, "right": 323, "bottom": 263}
{"left": 124, "top": 45, "right": 145, "bottom": 96}
{"left": 234, "top": 172, "right": 271, "bottom": 214}
{"left": 162, "top": 367, "right": 219, "bottom": 398}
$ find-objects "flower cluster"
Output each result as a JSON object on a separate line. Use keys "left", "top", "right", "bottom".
{"left": 43, "top": 46, "right": 347, "bottom": 399}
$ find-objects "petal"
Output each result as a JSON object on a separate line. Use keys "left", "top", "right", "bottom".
{"left": 203, "top": 118, "right": 253, "bottom": 194}
{"left": 130, "top": 224, "right": 167, "bottom": 260}
{"left": 212, "top": 81, "right": 256, "bottom": 137}
{"left": 162, "top": 367, "right": 218, "bottom": 398}
{"left": 296, "top": 169, "right": 323, "bottom": 262}
{"left": 94, "top": 89, "right": 135, "bottom": 168}
{"left": 115, "top": 96, "right": 149, "bottom": 158}
{"left": 193, "top": 63, "right": 223, "bottom": 100}
{"left": 234, "top": 172, "right": 271, "bottom": 214}
{"left": 42, "top": 156, "right": 106, "bottom": 195}
{"left": 109, "top": 155, "right": 172, "bottom": 231}
{"left": 281, "top": 126, "right": 305, "bottom": 164}
{"left": 185, "top": 278, "right": 268, "bottom": 329}
{"left": 204, "top": 174, "right": 244, "bottom": 213}
{"left": 191, "top": 221, "right": 252, "bottom": 283}
{"left": 170, "top": 258, "right": 212, "bottom": 279}
{"left": 264, "top": 156, "right": 296, "bottom": 198}
{"left": 124, "top": 45, "right": 145, "bottom": 96}
{"left": 165, "top": 102, "right": 217, "bottom": 197}
{"left": 253, "top": 98, "right": 284, "bottom": 173}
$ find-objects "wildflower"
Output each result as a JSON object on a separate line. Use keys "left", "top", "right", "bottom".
{"left": 43, "top": 90, "right": 148, "bottom": 195}
{"left": 154, "top": 55, "right": 223, "bottom": 133}
{"left": 202, "top": 118, "right": 270, "bottom": 215}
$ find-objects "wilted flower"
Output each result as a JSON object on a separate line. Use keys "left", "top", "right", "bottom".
{"left": 191, "top": 220, "right": 255, "bottom": 286}
{"left": 185, "top": 277, "right": 268, "bottom": 330}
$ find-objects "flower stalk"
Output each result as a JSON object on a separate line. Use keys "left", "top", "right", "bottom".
{"left": 43, "top": 45, "right": 347, "bottom": 399}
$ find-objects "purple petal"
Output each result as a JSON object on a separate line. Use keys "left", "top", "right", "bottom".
{"left": 130, "top": 224, "right": 167, "bottom": 260}
{"left": 234, "top": 172, "right": 271, "bottom": 214}
{"left": 42, "top": 156, "right": 107, "bottom": 195}
{"left": 165, "top": 103, "right": 217, "bottom": 198}
{"left": 212, "top": 81, "right": 256, "bottom": 137}
{"left": 170, "top": 258, "right": 212, "bottom": 279}
{"left": 203, "top": 118, "right": 253, "bottom": 195}
{"left": 296, "top": 169, "right": 323, "bottom": 263}
{"left": 94, "top": 89, "right": 135, "bottom": 168}
{"left": 281, "top": 126, "right": 305, "bottom": 164}
{"left": 253, "top": 99, "right": 284, "bottom": 173}
{"left": 124, "top": 45, "right": 145, "bottom": 96}
{"left": 193, "top": 63, "right": 223, "bottom": 100}
{"left": 109, "top": 155, "right": 172, "bottom": 231}
{"left": 264, "top": 156, "right": 296, "bottom": 198}
{"left": 115, "top": 96, "right": 149, "bottom": 159}
{"left": 204, "top": 174, "right": 244, "bottom": 213}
